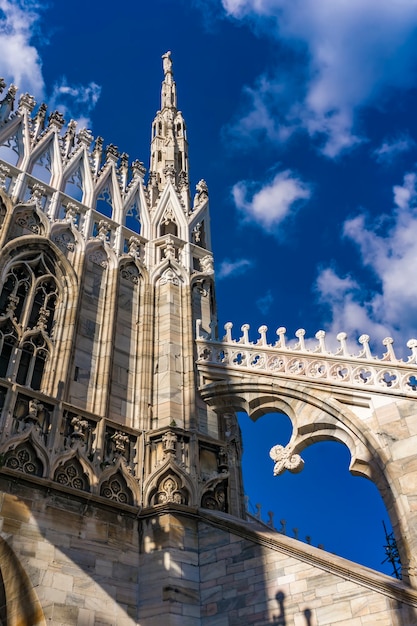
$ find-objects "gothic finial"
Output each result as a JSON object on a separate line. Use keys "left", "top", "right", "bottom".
{"left": 358, "top": 334, "right": 372, "bottom": 359}
{"left": 382, "top": 337, "right": 397, "bottom": 362}
{"left": 257, "top": 325, "right": 268, "bottom": 346}
{"left": 315, "top": 330, "right": 327, "bottom": 353}
{"left": 48, "top": 110, "right": 65, "bottom": 130}
{"left": 240, "top": 324, "right": 250, "bottom": 345}
{"left": 295, "top": 328, "right": 306, "bottom": 351}
{"left": 336, "top": 332, "right": 349, "bottom": 356}
{"left": 276, "top": 327, "right": 287, "bottom": 349}
{"left": 18, "top": 93, "right": 36, "bottom": 113}
{"left": 407, "top": 338, "right": 417, "bottom": 363}
{"left": 224, "top": 322, "right": 233, "bottom": 342}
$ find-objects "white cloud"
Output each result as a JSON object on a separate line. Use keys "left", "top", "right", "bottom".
{"left": 217, "top": 257, "right": 254, "bottom": 279}
{"left": 232, "top": 170, "right": 311, "bottom": 230}
{"left": 256, "top": 289, "right": 273, "bottom": 315}
{"left": 373, "top": 134, "right": 415, "bottom": 164}
{"left": 0, "top": 0, "right": 45, "bottom": 98}
{"left": 50, "top": 78, "right": 102, "bottom": 129}
{"left": 220, "top": 0, "right": 417, "bottom": 157}
{"left": 316, "top": 171, "right": 417, "bottom": 352}
{"left": 0, "top": 2, "right": 100, "bottom": 129}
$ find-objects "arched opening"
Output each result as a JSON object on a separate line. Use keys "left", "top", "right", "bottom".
{"left": 238, "top": 411, "right": 399, "bottom": 577}
{"left": 124, "top": 201, "right": 141, "bottom": 234}
{"left": 30, "top": 149, "right": 53, "bottom": 184}
{"left": 0, "top": 133, "right": 21, "bottom": 166}
{"left": 63, "top": 166, "right": 84, "bottom": 202}
{"left": 95, "top": 185, "right": 113, "bottom": 218}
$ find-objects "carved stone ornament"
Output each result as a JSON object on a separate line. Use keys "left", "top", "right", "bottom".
{"left": 192, "top": 223, "right": 201, "bottom": 243}
{"left": 97, "top": 220, "right": 111, "bottom": 241}
{"left": 30, "top": 183, "right": 46, "bottom": 207}
{"left": 5, "top": 442, "right": 43, "bottom": 476}
{"left": 70, "top": 415, "right": 89, "bottom": 442}
{"left": 35, "top": 306, "right": 50, "bottom": 331}
{"left": 200, "top": 255, "right": 214, "bottom": 275}
{"left": 89, "top": 249, "right": 108, "bottom": 268}
{"left": 54, "top": 458, "right": 89, "bottom": 491}
{"left": 0, "top": 164, "right": 10, "bottom": 190}
{"left": 64, "top": 203, "right": 79, "bottom": 224}
{"left": 111, "top": 431, "right": 130, "bottom": 455}
{"left": 128, "top": 236, "right": 141, "bottom": 258}
{"left": 156, "top": 475, "right": 185, "bottom": 504}
{"left": 159, "top": 267, "right": 179, "bottom": 286}
{"left": 53, "top": 231, "right": 76, "bottom": 253}
{"left": 18, "top": 398, "right": 44, "bottom": 431}
{"left": 162, "top": 236, "right": 176, "bottom": 259}
{"left": 120, "top": 264, "right": 140, "bottom": 284}
{"left": 193, "top": 179, "right": 208, "bottom": 208}
{"left": 100, "top": 473, "right": 133, "bottom": 505}
{"left": 16, "top": 209, "right": 41, "bottom": 234}
{"left": 269, "top": 444, "right": 304, "bottom": 476}
{"left": 162, "top": 430, "right": 177, "bottom": 456}
{"left": 201, "top": 482, "right": 227, "bottom": 512}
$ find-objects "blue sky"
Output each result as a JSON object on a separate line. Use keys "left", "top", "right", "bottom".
{"left": 2, "top": 0, "right": 417, "bottom": 574}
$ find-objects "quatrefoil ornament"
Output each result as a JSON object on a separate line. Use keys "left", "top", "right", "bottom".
{"left": 269, "top": 444, "right": 304, "bottom": 476}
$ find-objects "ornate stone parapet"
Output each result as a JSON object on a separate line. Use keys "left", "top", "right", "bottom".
{"left": 196, "top": 322, "right": 417, "bottom": 397}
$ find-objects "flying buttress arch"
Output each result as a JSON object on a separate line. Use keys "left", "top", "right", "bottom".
{"left": 199, "top": 376, "right": 416, "bottom": 585}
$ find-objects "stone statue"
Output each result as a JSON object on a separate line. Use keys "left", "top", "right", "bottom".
{"left": 162, "top": 51, "right": 172, "bottom": 75}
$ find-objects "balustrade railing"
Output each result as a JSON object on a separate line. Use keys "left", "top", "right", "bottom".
{"left": 196, "top": 321, "right": 417, "bottom": 396}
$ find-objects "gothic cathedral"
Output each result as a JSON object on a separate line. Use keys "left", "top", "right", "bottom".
{"left": 0, "top": 53, "right": 416, "bottom": 625}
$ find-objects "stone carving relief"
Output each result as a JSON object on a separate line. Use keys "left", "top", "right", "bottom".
{"left": 69, "top": 415, "right": 89, "bottom": 446}
{"left": 201, "top": 482, "right": 227, "bottom": 512}
{"left": 54, "top": 457, "right": 89, "bottom": 491}
{"left": 52, "top": 231, "right": 76, "bottom": 254}
{"left": 161, "top": 236, "right": 178, "bottom": 260}
{"left": 111, "top": 431, "right": 130, "bottom": 455}
{"left": 104, "top": 427, "right": 136, "bottom": 471}
{"left": 155, "top": 474, "right": 187, "bottom": 505}
{"left": 0, "top": 164, "right": 10, "bottom": 191}
{"left": 100, "top": 472, "right": 133, "bottom": 505}
{"left": 4, "top": 442, "right": 43, "bottom": 476}
{"left": 120, "top": 263, "right": 140, "bottom": 284}
{"left": 159, "top": 267, "right": 179, "bottom": 286}
{"left": 128, "top": 236, "right": 141, "bottom": 259}
{"left": 269, "top": 444, "right": 304, "bottom": 476}
{"left": 193, "top": 179, "right": 208, "bottom": 209}
{"left": 14, "top": 209, "right": 41, "bottom": 235}
{"left": 89, "top": 249, "right": 108, "bottom": 268}
{"left": 162, "top": 430, "right": 177, "bottom": 458}
{"left": 200, "top": 255, "right": 214, "bottom": 275}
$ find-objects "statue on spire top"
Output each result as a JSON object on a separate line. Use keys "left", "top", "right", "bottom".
{"left": 162, "top": 51, "right": 173, "bottom": 75}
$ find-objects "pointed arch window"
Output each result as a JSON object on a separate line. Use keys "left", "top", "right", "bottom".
{"left": 0, "top": 133, "right": 21, "bottom": 166}
{"left": 31, "top": 149, "right": 52, "bottom": 184}
{"left": 125, "top": 201, "right": 141, "bottom": 234}
{"left": 0, "top": 252, "right": 59, "bottom": 390}
{"left": 0, "top": 321, "right": 17, "bottom": 378}
{"left": 16, "top": 334, "right": 49, "bottom": 390}
{"left": 63, "top": 166, "right": 84, "bottom": 202}
{"left": 96, "top": 185, "right": 113, "bottom": 218}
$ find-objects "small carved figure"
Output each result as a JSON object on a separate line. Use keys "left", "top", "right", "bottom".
{"left": 200, "top": 255, "right": 214, "bottom": 274}
{"left": 111, "top": 431, "right": 129, "bottom": 455}
{"left": 162, "top": 430, "right": 177, "bottom": 455}
{"left": 20, "top": 398, "right": 44, "bottom": 431}
{"left": 70, "top": 415, "right": 89, "bottom": 442}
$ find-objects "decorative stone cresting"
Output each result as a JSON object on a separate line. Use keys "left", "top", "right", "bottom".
{"left": 196, "top": 322, "right": 417, "bottom": 397}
